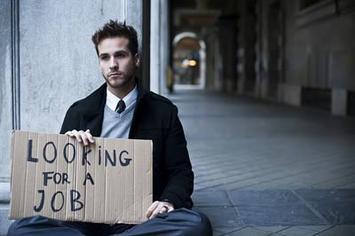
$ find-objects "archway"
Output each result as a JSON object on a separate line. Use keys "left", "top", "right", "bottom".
{"left": 172, "top": 32, "right": 206, "bottom": 90}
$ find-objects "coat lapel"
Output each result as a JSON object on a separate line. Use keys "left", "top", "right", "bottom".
{"left": 79, "top": 83, "right": 107, "bottom": 136}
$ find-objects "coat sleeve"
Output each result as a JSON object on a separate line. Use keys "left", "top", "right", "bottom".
{"left": 159, "top": 105, "right": 194, "bottom": 209}
{"left": 59, "top": 104, "right": 80, "bottom": 134}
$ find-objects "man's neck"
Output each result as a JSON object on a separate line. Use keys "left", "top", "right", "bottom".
{"left": 108, "top": 81, "right": 136, "bottom": 99}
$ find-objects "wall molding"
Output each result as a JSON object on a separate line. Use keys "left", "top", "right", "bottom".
{"left": 11, "top": 0, "right": 20, "bottom": 130}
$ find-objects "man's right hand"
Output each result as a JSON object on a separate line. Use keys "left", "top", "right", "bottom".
{"left": 65, "top": 129, "right": 95, "bottom": 146}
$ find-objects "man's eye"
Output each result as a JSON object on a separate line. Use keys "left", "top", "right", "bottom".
{"left": 115, "top": 53, "right": 127, "bottom": 58}
{"left": 100, "top": 55, "right": 109, "bottom": 60}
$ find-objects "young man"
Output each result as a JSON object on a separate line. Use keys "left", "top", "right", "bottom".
{"left": 8, "top": 20, "right": 212, "bottom": 236}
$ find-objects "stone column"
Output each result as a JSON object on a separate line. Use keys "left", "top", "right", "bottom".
{"left": 332, "top": 89, "right": 347, "bottom": 116}
{"left": 150, "top": 0, "right": 169, "bottom": 94}
{"left": 0, "top": 0, "right": 13, "bottom": 181}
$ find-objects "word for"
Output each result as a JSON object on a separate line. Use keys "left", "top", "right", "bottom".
{"left": 42, "top": 171, "right": 94, "bottom": 186}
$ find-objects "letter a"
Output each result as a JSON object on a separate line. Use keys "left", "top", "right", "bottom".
{"left": 83, "top": 172, "right": 94, "bottom": 185}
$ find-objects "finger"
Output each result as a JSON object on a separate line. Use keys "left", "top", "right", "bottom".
{"left": 146, "top": 201, "right": 159, "bottom": 218}
{"left": 164, "top": 203, "right": 174, "bottom": 212}
{"left": 74, "top": 132, "right": 83, "bottom": 143}
{"left": 149, "top": 205, "right": 164, "bottom": 220}
{"left": 79, "top": 131, "right": 89, "bottom": 146}
{"left": 161, "top": 201, "right": 174, "bottom": 211}
{"left": 159, "top": 205, "right": 168, "bottom": 214}
{"left": 65, "top": 130, "right": 77, "bottom": 137}
{"left": 167, "top": 206, "right": 174, "bottom": 213}
{"left": 85, "top": 129, "right": 95, "bottom": 143}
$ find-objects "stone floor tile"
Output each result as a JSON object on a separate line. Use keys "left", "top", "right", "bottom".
{"left": 317, "top": 225, "right": 355, "bottom": 236}
{"left": 229, "top": 190, "right": 326, "bottom": 226}
{"left": 193, "top": 206, "right": 244, "bottom": 227}
{"left": 295, "top": 189, "right": 355, "bottom": 224}
{"left": 192, "top": 190, "right": 231, "bottom": 206}
{"left": 225, "top": 227, "right": 274, "bottom": 236}
{"left": 253, "top": 226, "right": 289, "bottom": 233}
{"left": 213, "top": 226, "right": 245, "bottom": 234}
{"left": 277, "top": 226, "right": 326, "bottom": 236}
{"left": 296, "top": 225, "right": 331, "bottom": 232}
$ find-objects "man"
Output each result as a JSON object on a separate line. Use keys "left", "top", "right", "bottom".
{"left": 8, "top": 20, "right": 212, "bottom": 235}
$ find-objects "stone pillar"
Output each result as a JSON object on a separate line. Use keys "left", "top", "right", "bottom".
{"left": 332, "top": 89, "right": 348, "bottom": 116}
{"left": 150, "top": 0, "right": 160, "bottom": 93}
{"left": 159, "top": 0, "right": 170, "bottom": 94}
{"left": 236, "top": 0, "right": 258, "bottom": 95}
{"left": 150, "top": 0, "right": 169, "bottom": 94}
{"left": 217, "top": 16, "right": 237, "bottom": 93}
{"left": 0, "top": 0, "right": 13, "bottom": 181}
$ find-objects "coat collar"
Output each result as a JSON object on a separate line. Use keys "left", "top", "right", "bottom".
{"left": 80, "top": 80, "right": 148, "bottom": 118}
{"left": 79, "top": 80, "right": 148, "bottom": 136}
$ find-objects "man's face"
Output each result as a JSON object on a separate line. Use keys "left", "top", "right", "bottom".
{"left": 97, "top": 37, "right": 139, "bottom": 92}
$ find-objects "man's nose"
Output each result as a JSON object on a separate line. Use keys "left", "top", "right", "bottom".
{"left": 109, "top": 57, "right": 118, "bottom": 69}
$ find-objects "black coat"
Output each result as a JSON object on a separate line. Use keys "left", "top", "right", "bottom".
{"left": 60, "top": 83, "right": 194, "bottom": 209}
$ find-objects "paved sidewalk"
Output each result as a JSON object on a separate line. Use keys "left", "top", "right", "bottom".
{"left": 168, "top": 90, "right": 355, "bottom": 236}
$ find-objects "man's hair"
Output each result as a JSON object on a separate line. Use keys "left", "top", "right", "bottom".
{"left": 91, "top": 20, "right": 138, "bottom": 56}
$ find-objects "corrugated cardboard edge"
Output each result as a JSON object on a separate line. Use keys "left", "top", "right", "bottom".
{"left": 8, "top": 130, "right": 16, "bottom": 219}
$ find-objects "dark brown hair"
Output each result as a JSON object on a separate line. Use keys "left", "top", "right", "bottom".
{"left": 91, "top": 20, "right": 138, "bottom": 56}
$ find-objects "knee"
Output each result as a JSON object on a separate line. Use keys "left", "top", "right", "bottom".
{"left": 7, "top": 216, "right": 83, "bottom": 236}
{"left": 173, "top": 209, "right": 212, "bottom": 236}
{"left": 7, "top": 221, "right": 17, "bottom": 236}
{"left": 191, "top": 211, "right": 212, "bottom": 236}
{"left": 8, "top": 218, "right": 28, "bottom": 236}
{"left": 7, "top": 216, "right": 44, "bottom": 236}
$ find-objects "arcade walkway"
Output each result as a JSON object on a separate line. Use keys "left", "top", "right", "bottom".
{"left": 0, "top": 90, "right": 354, "bottom": 235}
{"left": 168, "top": 90, "right": 355, "bottom": 236}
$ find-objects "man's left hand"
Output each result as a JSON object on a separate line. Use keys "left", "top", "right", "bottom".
{"left": 145, "top": 201, "right": 174, "bottom": 219}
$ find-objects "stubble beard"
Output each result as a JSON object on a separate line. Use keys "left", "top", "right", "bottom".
{"left": 104, "top": 72, "right": 136, "bottom": 96}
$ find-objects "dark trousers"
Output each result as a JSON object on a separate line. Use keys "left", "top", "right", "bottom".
{"left": 8, "top": 208, "right": 212, "bottom": 236}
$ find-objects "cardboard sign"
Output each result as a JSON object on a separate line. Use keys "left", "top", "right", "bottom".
{"left": 9, "top": 130, "right": 152, "bottom": 224}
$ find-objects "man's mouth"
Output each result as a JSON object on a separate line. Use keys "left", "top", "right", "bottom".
{"left": 109, "top": 72, "right": 123, "bottom": 78}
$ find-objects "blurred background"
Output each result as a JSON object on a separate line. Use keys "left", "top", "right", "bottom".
{"left": 1, "top": 0, "right": 355, "bottom": 235}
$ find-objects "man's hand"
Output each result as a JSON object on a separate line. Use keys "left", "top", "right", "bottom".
{"left": 146, "top": 201, "right": 174, "bottom": 220}
{"left": 65, "top": 129, "right": 95, "bottom": 146}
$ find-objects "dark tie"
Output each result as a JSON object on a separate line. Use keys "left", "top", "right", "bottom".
{"left": 115, "top": 100, "right": 126, "bottom": 114}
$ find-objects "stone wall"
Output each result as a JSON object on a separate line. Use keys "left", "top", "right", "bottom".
{"left": 0, "top": 0, "right": 144, "bottom": 180}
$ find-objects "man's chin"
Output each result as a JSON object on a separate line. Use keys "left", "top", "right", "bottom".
{"left": 108, "top": 82, "right": 125, "bottom": 90}
{"left": 106, "top": 77, "right": 125, "bottom": 87}
{"left": 107, "top": 80, "right": 135, "bottom": 90}
{"left": 104, "top": 75, "right": 135, "bottom": 90}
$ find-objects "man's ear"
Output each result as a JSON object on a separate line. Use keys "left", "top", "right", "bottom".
{"left": 134, "top": 53, "right": 140, "bottom": 67}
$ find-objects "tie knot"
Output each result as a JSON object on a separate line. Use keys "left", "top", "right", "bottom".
{"left": 115, "top": 100, "right": 126, "bottom": 114}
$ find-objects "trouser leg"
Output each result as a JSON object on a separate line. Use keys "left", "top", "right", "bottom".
{"left": 111, "top": 208, "right": 212, "bottom": 236}
{"left": 7, "top": 215, "right": 94, "bottom": 236}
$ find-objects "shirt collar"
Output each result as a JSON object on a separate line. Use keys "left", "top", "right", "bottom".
{"left": 106, "top": 86, "right": 138, "bottom": 112}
